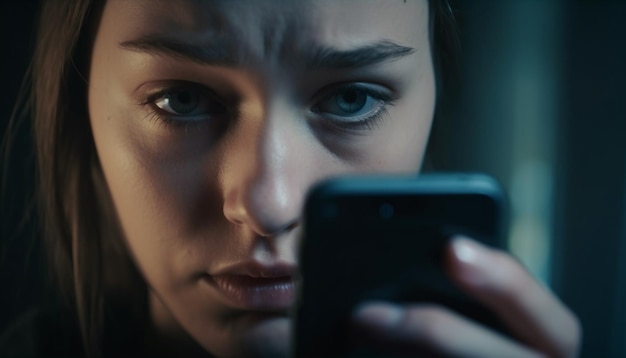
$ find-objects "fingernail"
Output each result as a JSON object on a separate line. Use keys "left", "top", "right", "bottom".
{"left": 451, "top": 236, "right": 485, "bottom": 264}
{"left": 352, "top": 302, "right": 403, "bottom": 330}
{"left": 449, "top": 236, "right": 491, "bottom": 287}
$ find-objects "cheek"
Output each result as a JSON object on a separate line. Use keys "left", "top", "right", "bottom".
{"left": 88, "top": 85, "right": 225, "bottom": 291}
{"left": 365, "top": 75, "right": 435, "bottom": 172}
{"left": 89, "top": 104, "right": 242, "bottom": 351}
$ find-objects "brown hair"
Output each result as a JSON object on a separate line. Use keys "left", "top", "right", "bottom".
{"left": 32, "top": 0, "right": 101, "bottom": 355}
{"left": 430, "top": 0, "right": 461, "bottom": 95}
{"left": 6, "top": 0, "right": 459, "bottom": 356}
{"left": 29, "top": 1, "right": 144, "bottom": 356}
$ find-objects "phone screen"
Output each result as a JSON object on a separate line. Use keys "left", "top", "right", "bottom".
{"left": 293, "top": 174, "right": 508, "bottom": 357}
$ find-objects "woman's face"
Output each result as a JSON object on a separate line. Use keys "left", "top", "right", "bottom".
{"left": 88, "top": 0, "right": 434, "bottom": 356}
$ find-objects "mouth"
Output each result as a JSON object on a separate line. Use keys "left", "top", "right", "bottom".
{"left": 203, "top": 262, "right": 297, "bottom": 311}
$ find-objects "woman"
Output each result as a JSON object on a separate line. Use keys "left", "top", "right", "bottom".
{"left": 1, "top": 0, "right": 580, "bottom": 357}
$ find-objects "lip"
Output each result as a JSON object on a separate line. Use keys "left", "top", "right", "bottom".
{"left": 204, "top": 261, "right": 297, "bottom": 311}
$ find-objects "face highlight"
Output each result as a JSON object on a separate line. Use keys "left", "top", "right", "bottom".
{"left": 88, "top": 0, "right": 435, "bottom": 356}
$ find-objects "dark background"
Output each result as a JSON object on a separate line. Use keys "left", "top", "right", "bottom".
{"left": 2, "top": 1, "right": 625, "bottom": 357}
{"left": 0, "top": 0, "right": 42, "bottom": 343}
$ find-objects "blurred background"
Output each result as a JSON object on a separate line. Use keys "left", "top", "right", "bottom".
{"left": 1, "top": 1, "right": 625, "bottom": 357}
{"left": 434, "top": 1, "right": 626, "bottom": 357}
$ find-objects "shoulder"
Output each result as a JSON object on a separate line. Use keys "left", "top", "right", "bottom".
{"left": 0, "top": 306, "right": 83, "bottom": 357}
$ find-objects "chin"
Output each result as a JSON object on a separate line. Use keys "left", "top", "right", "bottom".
{"left": 221, "top": 314, "right": 292, "bottom": 358}
{"left": 241, "top": 315, "right": 291, "bottom": 358}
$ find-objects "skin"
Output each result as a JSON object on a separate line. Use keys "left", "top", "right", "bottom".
{"left": 88, "top": 0, "right": 580, "bottom": 357}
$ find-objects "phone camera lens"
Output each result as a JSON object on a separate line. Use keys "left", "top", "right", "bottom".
{"left": 379, "top": 203, "right": 394, "bottom": 219}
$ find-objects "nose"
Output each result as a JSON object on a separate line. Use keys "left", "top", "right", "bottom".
{"left": 221, "top": 106, "right": 307, "bottom": 237}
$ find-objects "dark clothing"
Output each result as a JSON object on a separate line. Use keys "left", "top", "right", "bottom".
{"left": 0, "top": 306, "right": 84, "bottom": 357}
{"left": 0, "top": 304, "right": 145, "bottom": 357}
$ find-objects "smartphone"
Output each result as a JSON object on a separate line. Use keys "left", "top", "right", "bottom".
{"left": 293, "top": 173, "right": 509, "bottom": 357}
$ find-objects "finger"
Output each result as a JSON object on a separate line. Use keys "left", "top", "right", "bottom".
{"left": 352, "top": 301, "right": 544, "bottom": 358}
{"left": 446, "top": 237, "right": 581, "bottom": 358}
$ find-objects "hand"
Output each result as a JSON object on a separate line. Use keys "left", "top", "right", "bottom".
{"left": 350, "top": 236, "right": 581, "bottom": 358}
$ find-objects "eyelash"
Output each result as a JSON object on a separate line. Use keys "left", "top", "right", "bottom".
{"left": 139, "top": 85, "right": 225, "bottom": 130}
{"left": 310, "top": 84, "right": 397, "bottom": 131}
{"left": 138, "top": 82, "right": 397, "bottom": 132}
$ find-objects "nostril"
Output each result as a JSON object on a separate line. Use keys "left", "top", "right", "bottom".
{"left": 255, "top": 219, "right": 300, "bottom": 238}
{"left": 285, "top": 221, "right": 299, "bottom": 231}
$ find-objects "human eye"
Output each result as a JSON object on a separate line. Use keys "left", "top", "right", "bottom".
{"left": 139, "top": 81, "right": 228, "bottom": 127}
{"left": 310, "top": 83, "right": 396, "bottom": 130}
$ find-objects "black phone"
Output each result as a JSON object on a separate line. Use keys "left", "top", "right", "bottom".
{"left": 293, "top": 173, "right": 509, "bottom": 358}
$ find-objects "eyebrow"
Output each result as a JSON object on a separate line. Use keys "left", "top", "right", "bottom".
{"left": 119, "top": 36, "right": 415, "bottom": 69}
{"left": 306, "top": 40, "right": 415, "bottom": 69}
{"left": 119, "top": 35, "right": 239, "bottom": 66}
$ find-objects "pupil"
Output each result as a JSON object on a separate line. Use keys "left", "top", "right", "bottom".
{"left": 337, "top": 89, "right": 366, "bottom": 113}
{"left": 169, "top": 90, "right": 198, "bottom": 114}
{"left": 177, "top": 92, "right": 191, "bottom": 104}
{"left": 343, "top": 90, "right": 357, "bottom": 103}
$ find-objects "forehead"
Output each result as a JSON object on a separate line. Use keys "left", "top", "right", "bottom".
{"left": 102, "top": 0, "right": 429, "bottom": 65}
